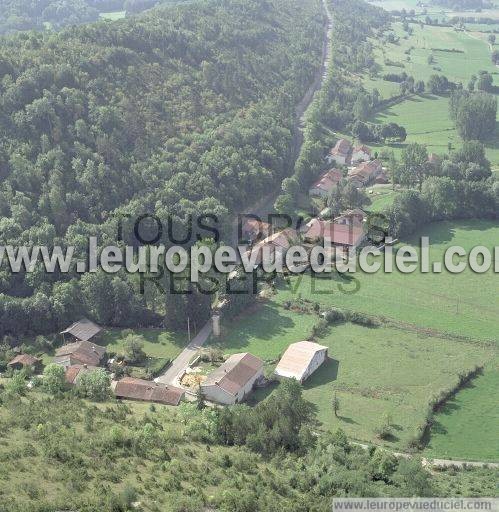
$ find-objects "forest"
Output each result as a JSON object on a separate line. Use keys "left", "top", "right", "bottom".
{"left": 0, "top": 0, "right": 172, "bottom": 34}
{"left": 0, "top": 0, "right": 324, "bottom": 337}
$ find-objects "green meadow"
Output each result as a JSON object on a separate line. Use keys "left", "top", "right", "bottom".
{"left": 424, "top": 365, "right": 499, "bottom": 463}
{"left": 363, "top": 21, "right": 499, "bottom": 165}
{"left": 211, "top": 302, "right": 495, "bottom": 453}
{"left": 276, "top": 220, "right": 499, "bottom": 342}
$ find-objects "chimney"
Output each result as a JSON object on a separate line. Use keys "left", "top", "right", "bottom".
{"left": 212, "top": 314, "right": 221, "bottom": 337}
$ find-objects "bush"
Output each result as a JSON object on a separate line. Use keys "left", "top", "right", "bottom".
{"left": 323, "top": 308, "right": 347, "bottom": 324}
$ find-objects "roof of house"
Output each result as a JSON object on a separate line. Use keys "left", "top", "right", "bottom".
{"left": 202, "top": 352, "right": 263, "bottom": 397}
{"left": 353, "top": 144, "right": 371, "bottom": 155}
{"left": 275, "top": 341, "right": 328, "bottom": 381}
{"left": 348, "top": 160, "right": 382, "bottom": 182}
{"left": 112, "top": 377, "right": 184, "bottom": 405}
{"left": 242, "top": 218, "right": 271, "bottom": 234}
{"left": 304, "top": 219, "right": 365, "bottom": 246}
{"left": 8, "top": 354, "right": 41, "bottom": 367}
{"left": 330, "top": 138, "right": 351, "bottom": 156}
{"left": 55, "top": 340, "right": 106, "bottom": 366}
{"left": 310, "top": 169, "right": 343, "bottom": 192}
{"left": 60, "top": 318, "right": 102, "bottom": 341}
{"left": 65, "top": 364, "right": 99, "bottom": 385}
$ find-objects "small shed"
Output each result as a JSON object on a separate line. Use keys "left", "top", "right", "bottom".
{"left": 274, "top": 341, "right": 328, "bottom": 383}
{"left": 8, "top": 354, "right": 42, "bottom": 373}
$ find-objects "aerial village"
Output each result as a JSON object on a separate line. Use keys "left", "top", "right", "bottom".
{"left": 3, "top": 139, "right": 385, "bottom": 409}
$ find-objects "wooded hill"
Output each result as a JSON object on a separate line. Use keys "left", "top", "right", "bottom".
{"left": 0, "top": 0, "right": 324, "bottom": 336}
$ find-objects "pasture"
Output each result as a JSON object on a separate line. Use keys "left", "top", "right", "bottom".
{"left": 212, "top": 302, "right": 495, "bottom": 453}
{"left": 363, "top": 21, "right": 499, "bottom": 165}
{"left": 424, "top": 365, "right": 499, "bottom": 462}
{"left": 275, "top": 220, "right": 499, "bottom": 342}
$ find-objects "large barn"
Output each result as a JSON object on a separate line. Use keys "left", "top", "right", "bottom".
{"left": 200, "top": 352, "right": 264, "bottom": 405}
{"left": 274, "top": 341, "right": 328, "bottom": 383}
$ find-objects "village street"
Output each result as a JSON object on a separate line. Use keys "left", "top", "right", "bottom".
{"left": 155, "top": 320, "right": 212, "bottom": 387}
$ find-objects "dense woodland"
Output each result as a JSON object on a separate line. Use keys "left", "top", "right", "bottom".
{"left": 0, "top": 0, "right": 324, "bottom": 337}
{"left": 0, "top": 0, "right": 172, "bottom": 34}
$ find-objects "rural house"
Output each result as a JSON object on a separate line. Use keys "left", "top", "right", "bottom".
{"left": 308, "top": 169, "right": 343, "bottom": 198}
{"left": 8, "top": 354, "right": 42, "bottom": 373}
{"left": 351, "top": 144, "right": 371, "bottom": 164}
{"left": 274, "top": 341, "right": 328, "bottom": 383}
{"left": 333, "top": 208, "right": 366, "bottom": 227}
{"left": 304, "top": 218, "right": 366, "bottom": 250}
{"left": 245, "top": 228, "right": 299, "bottom": 266}
{"left": 65, "top": 364, "right": 99, "bottom": 385}
{"left": 200, "top": 352, "right": 264, "bottom": 405}
{"left": 54, "top": 340, "right": 106, "bottom": 369}
{"left": 348, "top": 159, "right": 383, "bottom": 187}
{"left": 326, "top": 139, "right": 352, "bottom": 165}
{"left": 112, "top": 377, "right": 184, "bottom": 406}
{"left": 241, "top": 218, "right": 272, "bottom": 243}
{"left": 60, "top": 318, "right": 102, "bottom": 342}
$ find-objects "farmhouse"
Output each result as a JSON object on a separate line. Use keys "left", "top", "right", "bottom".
{"left": 54, "top": 340, "right": 106, "bottom": 368}
{"left": 326, "top": 139, "right": 352, "bottom": 165}
{"left": 245, "top": 228, "right": 299, "bottom": 266}
{"left": 348, "top": 159, "right": 383, "bottom": 187}
{"left": 304, "top": 218, "right": 366, "bottom": 250}
{"left": 241, "top": 218, "right": 271, "bottom": 243}
{"left": 60, "top": 318, "right": 102, "bottom": 342}
{"left": 333, "top": 208, "right": 366, "bottom": 227}
{"left": 65, "top": 364, "right": 99, "bottom": 385}
{"left": 308, "top": 168, "right": 343, "bottom": 198}
{"left": 112, "top": 377, "right": 184, "bottom": 406}
{"left": 200, "top": 352, "right": 264, "bottom": 405}
{"left": 351, "top": 144, "right": 371, "bottom": 164}
{"left": 8, "top": 354, "right": 42, "bottom": 373}
{"left": 274, "top": 341, "right": 328, "bottom": 383}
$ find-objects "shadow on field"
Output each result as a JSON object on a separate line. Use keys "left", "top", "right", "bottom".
{"left": 304, "top": 357, "right": 340, "bottom": 389}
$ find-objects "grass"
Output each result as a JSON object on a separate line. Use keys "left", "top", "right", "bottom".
{"left": 363, "top": 21, "right": 499, "bottom": 165}
{"left": 301, "top": 323, "right": 494, "bottom": 450}
{"left": 365, "top": 185, "right": 401, "bottom": 212}
{"left": 275, "top": 220, "right": 499, "bottom": 342}
{"left": 209, "top": 301, "right": 318, "bottom": 360}
{"left": 424, "top": 364, "right": 499, "bottom": 462}
{"left": 212, "top": 304, "right": 495, "bottom": 453}
{"left": 99, "top": 327, "right": 187, "bottom": 360}
{"left": 99, "top": 11, "right": 126, "bottom": 20}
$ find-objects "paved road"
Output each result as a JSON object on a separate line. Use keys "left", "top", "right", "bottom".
{"left": 155, "top": 320, "right": 212, "bottom": 387}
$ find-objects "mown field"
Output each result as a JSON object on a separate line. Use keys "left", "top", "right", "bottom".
{"left": 212, "top": 310, "right": 495, "bottom": 450}
{"left": 424, "top": 365, "right": 499, "bottom": 462}
{"left": 363, "top": 20, "right": 499, "bottom": 165}
{"left": 275, "top": 220, "right": 499, "bottom": 342}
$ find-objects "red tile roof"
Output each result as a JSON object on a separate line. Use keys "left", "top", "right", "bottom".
{"left": 64, "top": 364, "right": 99, "bottom": 385}
{"left": 55, "top": 340, "right": 106, "bottom": 367}
{"left": 310, "top": 169, "right": 343, "bottom": 192}
{"left": 304, "top": 219, "right": 365, "bottom": 246}
{"left": 113, "top": 377, "right": 184, "bottom": 406}
{"left": 330, "top": 138, "right": 351, "bottom": 156}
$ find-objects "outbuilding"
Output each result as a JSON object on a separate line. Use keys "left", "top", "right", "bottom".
{"left": 274, "top": 341, "right": 328, "bottom": 383}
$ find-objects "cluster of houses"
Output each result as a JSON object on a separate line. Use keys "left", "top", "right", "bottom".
{"left": 7, "top": 318, "right": 330, "bottom": 407}
{"left": 7, "top": 318, "right": 186, "bottom": 406}
{"left": 313, "top": 139, "right": 388, "bottom": 195}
